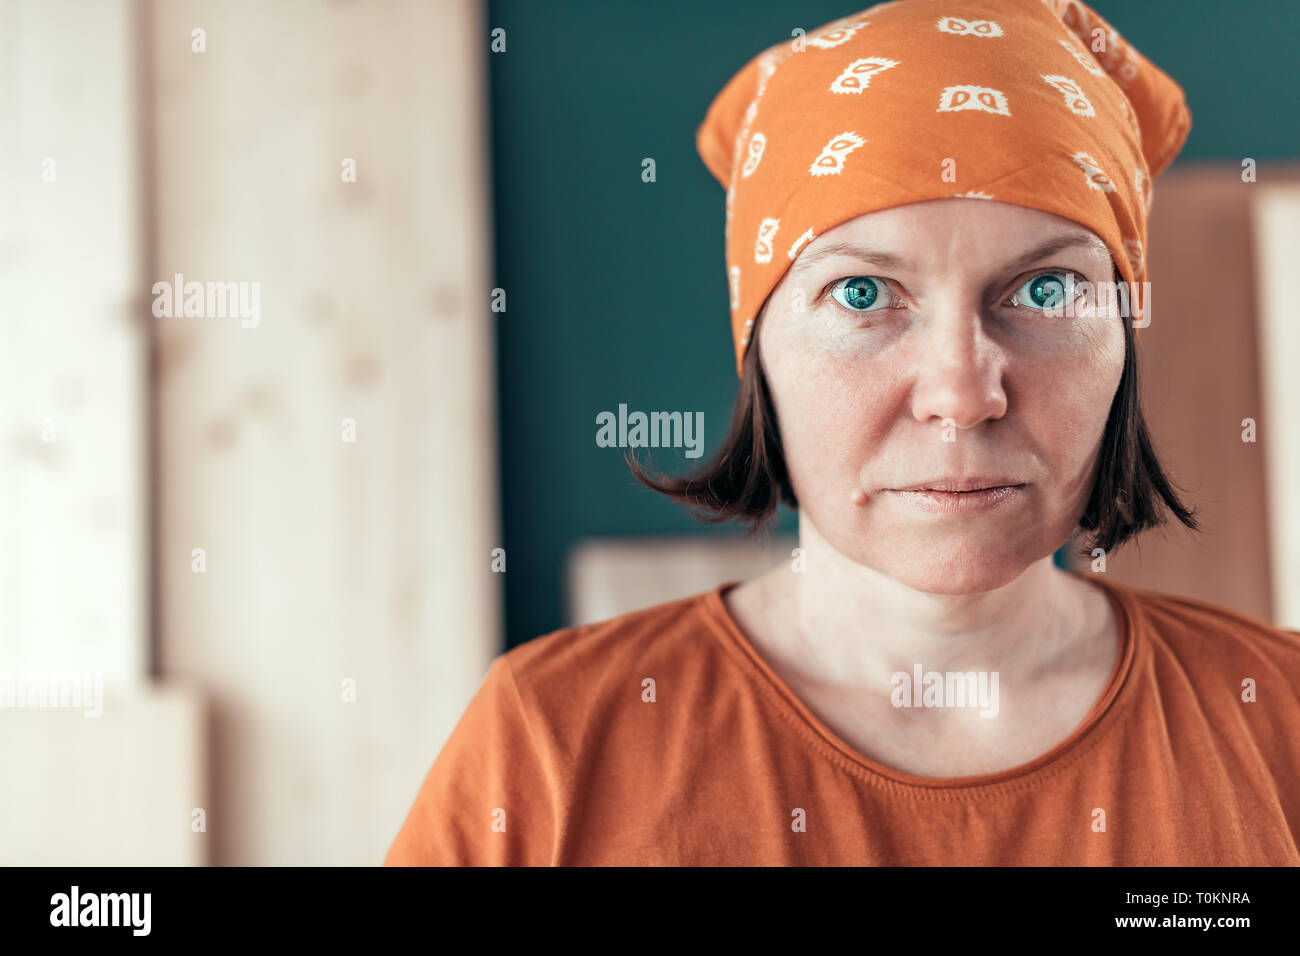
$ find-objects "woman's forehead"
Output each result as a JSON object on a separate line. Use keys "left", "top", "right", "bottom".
{"left": 794, "top": 199, "right": 1110, "bottom": 271}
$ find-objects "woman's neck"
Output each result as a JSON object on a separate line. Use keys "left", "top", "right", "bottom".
{"left": 722, "top": 518, "right": 1121, "bottom": 775}
{"left": 739, "top": 517, "right": 1101, "bottom": 695}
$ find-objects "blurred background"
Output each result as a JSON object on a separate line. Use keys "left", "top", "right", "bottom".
{"left": 1, "top": 0, "right": 1297, "bottom": 864}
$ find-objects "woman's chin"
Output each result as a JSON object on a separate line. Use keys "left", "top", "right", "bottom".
{"left": 885, "top": 562, "right": 1028, "bottom": 595}
{"left": 841, "top": 530, "right": 1048, "bottom": 594}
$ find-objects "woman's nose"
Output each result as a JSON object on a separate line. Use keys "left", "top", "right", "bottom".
{"left": 908, "top": 311, "right": 1009, "bottom": 431}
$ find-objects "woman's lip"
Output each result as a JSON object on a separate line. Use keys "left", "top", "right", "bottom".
{"left": 891, "top": 479, "right": 1026, "bottom": 492}
{"left": 884, "top": 483, "right": 1026, "bottom": 514}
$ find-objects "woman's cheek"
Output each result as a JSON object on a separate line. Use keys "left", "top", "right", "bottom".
{"left": 782, "top": 365, "right": 886, "bottom": 484}
{"left": 1039, "top": 327, "right": 1124, "bottom": 436}
{"left": 1028, "top": 353, "right": 1120, "bottom": 496}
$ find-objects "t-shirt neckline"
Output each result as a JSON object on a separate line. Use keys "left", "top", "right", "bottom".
{"left": 700, "top": 570, "right": 1141, "bottom": 796}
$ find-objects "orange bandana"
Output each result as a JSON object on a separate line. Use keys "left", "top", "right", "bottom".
{"left": 696, "top": 0, "right": 1191, "bottom": 376}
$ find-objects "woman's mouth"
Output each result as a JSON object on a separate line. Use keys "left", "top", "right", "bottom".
{"left": 884, "top": 483, "right": 1027, "bottom": 514}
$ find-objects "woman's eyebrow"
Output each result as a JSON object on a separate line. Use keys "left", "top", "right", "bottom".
{"left": 789, "top": 232, "right": 1105, "bottom": 279}
{"left": 789, "top": 242, "right": 908, "bottom": 277}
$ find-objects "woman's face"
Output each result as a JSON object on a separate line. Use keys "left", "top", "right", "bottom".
{"left": 760, "top": 198, "right": 1126, "bottom": 594}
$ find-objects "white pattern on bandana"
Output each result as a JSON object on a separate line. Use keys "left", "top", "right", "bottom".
{"left": 809, "top": 131, "right": 866, "bottom": 177}
{"left": 830, "top": 57, "right": 899, "bottom": 94}
{"left": 1072, "top": 151, "right": 1116, "bottom": 191}
{"left": 808, "top": 21, "right": 870, "bottom": 49}
{"left": 1041, "top": 75, "right": 1095, "bottom": 116}
{"left": 1058, "top": 38, "right": 1106, "bottom": 77}
{"left": 937, "top": 85, "right": 1011, "bottom": 115}
{"left": 755, "top": 217, "right": 781, "bottom": 263}
{"left": 742, "top": 133, "right": 766, "bottom": 178}
{"left": 787, "top": 228, "right": 816, "bottom": 260}
{"left": 1123, "top": 238, "right": 1144, "bottom": 276}
{"left": 936, "top": 17, "right": 1003, "bottom": 37}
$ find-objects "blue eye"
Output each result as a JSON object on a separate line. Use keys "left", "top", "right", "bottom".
{"left": 829, "top": 276, "right": 891, "bottom": 312}
{"left": 1011, "top": 272, "right": 1076, "bottom": 312}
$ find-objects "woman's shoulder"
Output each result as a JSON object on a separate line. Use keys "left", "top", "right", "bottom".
{"left": 1101, "top": 575, "right": 1300, "bottom": 672}
{"left": 500, "top": 586, "right": 733, "bottom": 697}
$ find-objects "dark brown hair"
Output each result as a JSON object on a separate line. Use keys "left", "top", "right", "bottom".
{"left": 627, "top": 266, "right": 1200, "bottom": 559}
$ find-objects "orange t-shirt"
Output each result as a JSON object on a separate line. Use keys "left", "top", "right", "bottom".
{"left": 384, "top": 572, "right": 1300, "bottom": 865}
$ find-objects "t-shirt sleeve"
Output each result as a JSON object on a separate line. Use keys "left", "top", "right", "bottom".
{"left": 383, "top": 654, "right": 556, "bottom": 866}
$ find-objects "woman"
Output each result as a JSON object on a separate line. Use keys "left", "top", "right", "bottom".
{"left": 386, "top": 0, "right": 1300, "bottom": 865}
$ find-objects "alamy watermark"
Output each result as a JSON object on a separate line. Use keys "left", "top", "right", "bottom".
{"left": 1041, "top": 274, "right": 1152, "bottom": 328}
{"left": 596, "top": 403, "right": 704, "bottom": 459}
{"left": 891, "top": 663, "right": 999, "bottom": 718}
{"left": 0, "top": 666, "right": 103, "bottom": 718}
{"left": 50, "top": 886, "right": 150, "bottom": 936}
{"left": 152, "top": 273, "right": 260, "bottom": 328}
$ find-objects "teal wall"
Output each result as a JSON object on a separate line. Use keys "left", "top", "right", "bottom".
{"left": 487, "top": 0, "right": 1300, "bottom": 649}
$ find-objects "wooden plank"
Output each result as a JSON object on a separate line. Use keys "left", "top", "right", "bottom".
{"left": 1251, "top": 184, "right": 1300, "bottom": 628}
{"left": 0, "top": 685, "right": 207, "bottom": 866}
{"left": 0, "top": 0, "right": 146, "bottom": 682}
{"left": 567, "top": 535, "right": 799, "bottom": 627}
{"left": 150, "top": 0, "right": 501, "bottom": 864}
